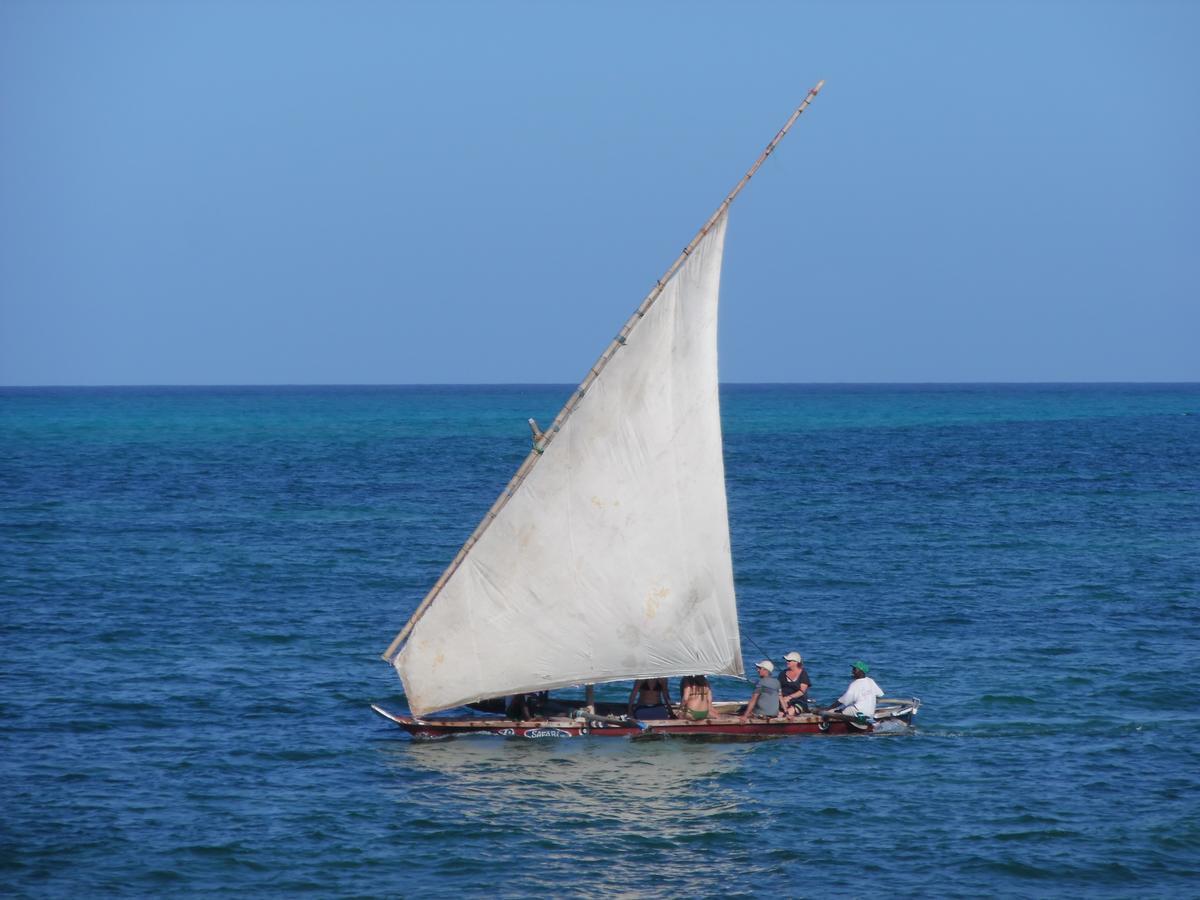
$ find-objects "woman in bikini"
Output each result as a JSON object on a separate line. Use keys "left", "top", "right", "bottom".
{"left": 627, "top": 677, "right": 674, "bottom": 720}
{"left": 679, "top": 675, "right": 715, "bottom": 721}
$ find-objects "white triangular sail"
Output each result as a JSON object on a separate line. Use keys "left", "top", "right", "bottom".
{"left": 395, "top": 213, "right": 742, "bottom": 715}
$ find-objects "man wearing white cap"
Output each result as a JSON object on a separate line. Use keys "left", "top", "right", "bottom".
{"left": 739, "top": 660, "right": 781, "bottom": 721}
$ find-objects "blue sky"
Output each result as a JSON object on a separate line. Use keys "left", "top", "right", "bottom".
{"left": 1, "top": 0, "right": 1196, "bottom": 385}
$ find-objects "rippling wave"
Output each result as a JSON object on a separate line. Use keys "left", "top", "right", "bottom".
{"left": 2, "top": 384, "right": 1198, "bottom": 896}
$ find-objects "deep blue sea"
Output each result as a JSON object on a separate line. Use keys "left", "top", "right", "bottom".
{"left": 2, "top": 384, "right": 1198, "bottom": 897}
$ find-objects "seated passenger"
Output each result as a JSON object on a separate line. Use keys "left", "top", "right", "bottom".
{"left": 628, "top": 677, "right": 674, "bottom": 720}
{"left": 679, "top": 675, "right": 715, "bottom": 721}
{"left": 778, "top": 651, "right": 812, "bottom": 716}
{"left": 504, "top": 691, "right": 548, "bottom": 720}
{"left": 739, "top": 660, "right": 782, "bottom": 722}
{"left": 505, "top": 693, "right": 531, "bottom": 720}
{"left": 829, "top": 660, "right": 884, "bottom": 721}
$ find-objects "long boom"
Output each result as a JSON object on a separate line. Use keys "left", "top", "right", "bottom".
{"left": 382, "top": 80, "right": 825, "bottom": 663}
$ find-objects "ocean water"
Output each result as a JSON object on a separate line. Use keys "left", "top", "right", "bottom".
{"left": 1, "top": 384, "right": 1198, "bottom": 897}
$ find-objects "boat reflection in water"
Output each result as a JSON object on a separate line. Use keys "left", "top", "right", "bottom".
{"left": 374, "top": 702, "right": 921, "bottom": 894}
{"left": 378, "top": 736, "right": 755, "bottom": 890}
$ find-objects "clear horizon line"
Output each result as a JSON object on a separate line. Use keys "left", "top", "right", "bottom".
{"left": 3, "top": 380, "right": 1198, "bottom": 389}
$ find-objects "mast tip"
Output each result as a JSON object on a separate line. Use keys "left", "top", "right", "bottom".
{"left": 813, "top": 80, "right": 826, "bottom": 93}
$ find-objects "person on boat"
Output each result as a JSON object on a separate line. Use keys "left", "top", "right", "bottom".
{"left": 778, "top": 651, "right": 811, "bottom": 716}
{"left": 505, "top": 691, "right": 548, "bottom": 720}
{"left": 505, "top": 694, "right": 529, "bottom": 720}
{"left": 679, "top": 675, "right": 715, "bottom": 721}
{"left": 740, "top": 660, "right": 782, "bottom": 721}
{"left": 828, "top": 660, "right": 884, "bottom": 721}
{"left": 628, "top": 677, "right": 674, "bottom": 720}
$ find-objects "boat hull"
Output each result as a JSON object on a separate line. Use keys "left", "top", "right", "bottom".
{"left": 371, "top": 701, "right": 918, "bottom": 740}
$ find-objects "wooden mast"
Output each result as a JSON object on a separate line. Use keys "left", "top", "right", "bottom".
{"left": 383, "top": 81, "right": 825, "bottom": 663}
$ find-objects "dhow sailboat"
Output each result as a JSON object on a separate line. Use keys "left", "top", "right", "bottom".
{"left": 372, "top": 81, "right": 920, "bottom": 739}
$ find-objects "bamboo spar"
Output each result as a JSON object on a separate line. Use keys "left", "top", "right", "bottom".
{"left": 382, "top": 81, "right": 825, "bottom": 663}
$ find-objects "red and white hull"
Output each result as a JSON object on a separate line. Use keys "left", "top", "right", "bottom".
{"left": 371, "top": 700, "right": 920, "bottom": 740}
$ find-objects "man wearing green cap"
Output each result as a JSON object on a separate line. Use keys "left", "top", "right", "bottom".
{"left": 829, "top": 660, "right": 884, "bottom": 721}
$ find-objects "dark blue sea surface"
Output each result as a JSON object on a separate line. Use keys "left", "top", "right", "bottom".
{"left": 2, "top": 384, "right": 1198, "bottom": 897}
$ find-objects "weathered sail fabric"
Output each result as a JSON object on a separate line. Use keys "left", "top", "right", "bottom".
{"left": 396, "top": 213, "right": 742, "bottom": 715}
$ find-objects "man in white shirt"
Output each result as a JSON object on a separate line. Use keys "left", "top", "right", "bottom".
{"left": 830, "top": 660, "right": 883, "bottom": 721}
